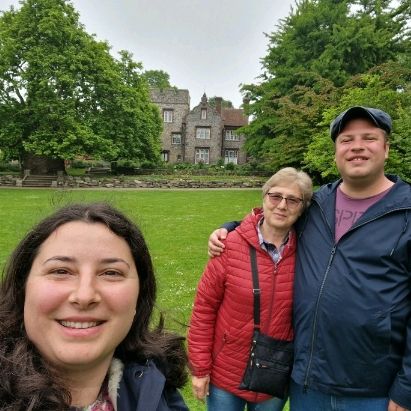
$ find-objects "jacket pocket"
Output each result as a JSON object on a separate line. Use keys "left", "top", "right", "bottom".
{"left": 212, "top": 330, "right": 228, "bottom": 361}
{"left": 213, "top": 327, "right": 251, "bottom": 362}
{"left": 368, "top": 310, "right": 391, "bottom": 359}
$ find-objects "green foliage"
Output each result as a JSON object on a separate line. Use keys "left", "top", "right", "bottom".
{"left": 110, "top": 159, "right": 139, "bottom": 175}
{"left": 140, "top": 159, "right": 158, "bottom": 169}
{"left": 391, "top": 106, "right": 411, "bottom": 182}
{"left": 208, "top": 96, "right": 234, "bottom": 109}
{"left": 224, "top": 162, "right": 235, "bottom": 171}
{"left": 0, "top": 161, "right": 20, "bottom": 172}
{"left": 70, "top": 159, "right": 90, "bottom": 169}
{"left": 240, "top": 0, "right": 411, "bottom": 181}
{"left": 0, "top": 0, "right": 162, "bottom": 167}
{"left": 142, "top": 69, "right": 173, "bottom": 89}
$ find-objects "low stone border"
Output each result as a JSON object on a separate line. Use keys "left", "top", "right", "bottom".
{"left": 0, "top": 175, "right": 263, "bottom": 189}
{"left": 0, "top": 175, "right": 17, "bottom": 186}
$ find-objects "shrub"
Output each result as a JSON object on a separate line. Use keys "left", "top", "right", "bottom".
{"left": 224, "top": 162, "right": 235, "bottom": 171}
{"left": 141, "top": 160, "right": 158, "bottom": 169}
{"left": 70, "top": 159, "right": 89, "bottom": 169}
{"left": 112, "top": 159, "right": 140, "bottom": 175}
{"left": 0, "top": 161, "right": 21, "bottom": 172}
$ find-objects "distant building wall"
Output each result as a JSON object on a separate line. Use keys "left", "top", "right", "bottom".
{"left": 184, "top": 94, "right": 223, "bottom": 165}
{"left": 150, "top": 89, "right": 190, "bottom": 163}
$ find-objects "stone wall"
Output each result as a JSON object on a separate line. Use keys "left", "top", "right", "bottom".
{"left": 0, "top": 175, "right": 18, "bottom": 186}
{"left": 0, "top": 174, "right": 262, "bottom": 189}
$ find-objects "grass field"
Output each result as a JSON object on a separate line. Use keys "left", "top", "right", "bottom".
{"left": 0, "top": 187, "right": 296, "bottom": 410}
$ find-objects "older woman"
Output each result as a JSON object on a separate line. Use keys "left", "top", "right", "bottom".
{"left": 188, "top": 167, "right": 312, "bottom": 411}
{"left": 0, "top": 203, "right": 188, "bottom": 411}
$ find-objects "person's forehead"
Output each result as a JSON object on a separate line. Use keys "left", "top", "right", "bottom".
{"left": 268, "top": 183, "right": 302, "bottom": 194}
{"left": 338, "top": 118, "right": 384, "bottom": 135}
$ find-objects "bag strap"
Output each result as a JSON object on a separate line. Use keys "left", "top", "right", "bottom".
{"left": 249, "top": 246, "right": 261, "bottom": 330}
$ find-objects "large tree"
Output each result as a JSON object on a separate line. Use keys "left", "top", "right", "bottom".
{"left": 0, "top": 0, "right": 162, "bottom": 173}
{"left": 241, "top": 0, "right": 411, "bottom": 178}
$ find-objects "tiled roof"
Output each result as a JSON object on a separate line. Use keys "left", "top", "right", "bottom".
{"left": 222, "top": 108, "right": 248, "bottom": 126}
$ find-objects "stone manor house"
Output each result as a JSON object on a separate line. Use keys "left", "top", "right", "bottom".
{"left": 150, "top": 89, "right": 248, "bottom": 165}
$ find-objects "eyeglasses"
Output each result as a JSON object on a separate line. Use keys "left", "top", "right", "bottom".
{"left": 265, "top": 193, "right": 303, "bottom": 210}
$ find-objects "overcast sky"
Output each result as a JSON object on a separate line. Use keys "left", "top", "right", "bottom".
{"left": 0, "top": 0, "right": 296, "bottom": 108}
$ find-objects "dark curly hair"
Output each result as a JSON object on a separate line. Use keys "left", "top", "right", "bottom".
{"left": 0, "top": 203, "right": 187, "bottom": 410}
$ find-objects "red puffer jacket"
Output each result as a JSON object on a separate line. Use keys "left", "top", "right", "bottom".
{"left": 188, "top": 208, "right": 296, "bottom": 402}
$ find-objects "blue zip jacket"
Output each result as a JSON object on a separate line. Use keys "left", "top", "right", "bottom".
{"left": 117, "top": 360, "right": 188, "bottom": 411}
{"left": 292, "top": 175, "right": 411, "bottom": 409}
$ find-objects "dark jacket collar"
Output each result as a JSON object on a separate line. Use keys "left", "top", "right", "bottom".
{"left": 117, "top": 360, "right": 188, "bottom": 411}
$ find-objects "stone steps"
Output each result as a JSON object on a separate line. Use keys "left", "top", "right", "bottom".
{"left": 22, "top": 175, "right": 57, "bottom": 187}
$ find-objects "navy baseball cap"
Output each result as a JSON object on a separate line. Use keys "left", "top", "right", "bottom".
{"left": 330, "top": 106, "right": 392, "bottom": 141}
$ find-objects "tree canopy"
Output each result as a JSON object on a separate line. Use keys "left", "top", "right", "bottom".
{"left": 142, "top": 69, "right": 173, "bottom": 90}
{"left": 208, "top": 96, "right": 234, "bottom": 109}
{"left": 241, "top": 0, "right": 411, "bottom": 182}
{"left": 0, "top": 0, "right": 162, "bottom": 169}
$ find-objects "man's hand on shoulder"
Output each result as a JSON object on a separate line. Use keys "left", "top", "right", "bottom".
{"left": 208, "top": 228, "right": 228, "bottom": 257}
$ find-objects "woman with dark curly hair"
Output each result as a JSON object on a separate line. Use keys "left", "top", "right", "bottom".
{"left": 0, "top": 203, "right": 188, "bottom": 411}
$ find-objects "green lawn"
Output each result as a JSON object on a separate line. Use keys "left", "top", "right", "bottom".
{"left": 0, "top": 187, "right": 290, "bottom": 411}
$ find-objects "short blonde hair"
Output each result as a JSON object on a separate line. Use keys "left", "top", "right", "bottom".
{"left": 262, "top": 167, "right": 313, "bottom": 209}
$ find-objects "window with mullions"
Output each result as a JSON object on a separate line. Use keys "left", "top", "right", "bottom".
{"left": 196, "top": 127, "right": 210, "bottom": 139}
{"left": 161, "top": 151, "right": 169, "bottom": 162}
{"left": 224, "top": 149, "right": 238, "bottom": 164}
{"left": 172, "top": 133, "right": 181, "bottom": 145}
{"left": 225, "top": 129, "right": 240, "bottom": 141}
{"left": 163, "top": 110, "right": 173, "bottom": 123}
{"left": 195, "top": 148, "right": 210, "bottom": 164}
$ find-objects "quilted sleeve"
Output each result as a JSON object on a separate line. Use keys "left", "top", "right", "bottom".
{"left": 187, "top": 251, "right": 228, "bottom": 377}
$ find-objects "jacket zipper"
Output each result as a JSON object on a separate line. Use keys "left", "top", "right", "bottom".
{"left": 303, "top": 246, "right": 336, "bottom": 392}
{"left": 266, "top": 264, "right": 277, "bottom": 333}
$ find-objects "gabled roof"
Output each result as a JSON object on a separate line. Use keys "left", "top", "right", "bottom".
{"left": 222, "top": 108, "right": 248, "bottom": 127}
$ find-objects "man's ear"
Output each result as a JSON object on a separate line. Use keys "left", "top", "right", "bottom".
{"left": 385, "top": 142, "right": 390, "bottom": 160}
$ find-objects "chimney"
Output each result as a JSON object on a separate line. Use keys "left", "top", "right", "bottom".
{"left": 215, "top": 97, "right": 222, "bottom": 114}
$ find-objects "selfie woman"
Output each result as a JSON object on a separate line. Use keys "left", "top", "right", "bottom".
{"left": 0, "top": 203, "right": 188, "bottom": 411}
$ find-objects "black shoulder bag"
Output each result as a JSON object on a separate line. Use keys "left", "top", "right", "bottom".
{"left": 239, "top": 246, "right": 294, "bottom": 399}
